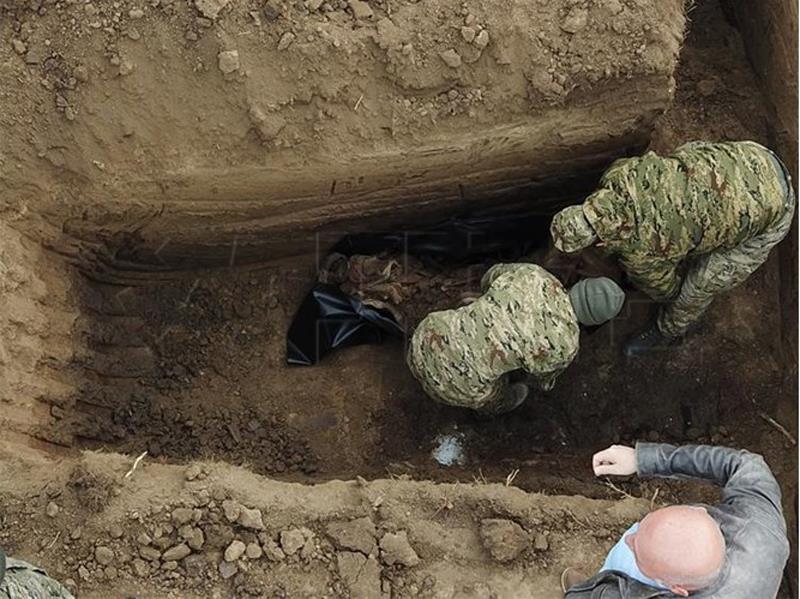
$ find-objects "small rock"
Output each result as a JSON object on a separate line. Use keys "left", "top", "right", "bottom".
{"left": 561, "top": 7, "right": 589, "bottom": 34}
{"left": 137, "top": 533, "right": 152, "bottom": 546}
{"left": 129, "top": 7, "right": 144, "bottom": 18}
{"left": 460, "top": 26, "right": 476, "bottom": 43}
{"left": 245, "top": 542, "right": 263, "bottom": 559}
{"left": 592, "top": 528, "right": 611, "bottom": 539}
{"left": 77, "top": 566, "right": 90, "bottom": 581}
{"left": 474, "top": 29, "right": 490, "bottom": 49}
{"left": 195, "top": 0, "right": 230, "bottom": 19}
{"left": 224, "top": 540, "right": 246, "bottom": 562}
{"left": 277, "top": 31, "right": 295, "bottom": 51}
{"left": 183, "top": 554, "right": 207, "bottom": 577}
{"left": 306, "top": 0, "right": 323, "bottom": 10}
{"left": 186, "top": 528, "right": 205, "bottom": 551}
{"left": 439, "top": 49, "right": 462, "bottom": 68}
{"left": 533, "top": 533, "right": 549, "bottom": 551}
{"left": 261, "top": 537, "right": 286, "bottom": 561}
{"left": 132, "top": 558, "right": 149, "bottom": 578}
{"left": 222, "top": 499, "right": 241, "bottom": 522}
{"left": 139, "top": 546, "right": 162, "bottom": 562}
{"left": 697, "top": 78, "right": 717, "bottom": 97}
{"left": 348, "top": 0, "right": 373, "bottom": 19}
{"left": 218, "top": 50, "right": 240, "bottom": 74}
{"left": 263, "top": 1, "right": 281, "bottom": 20}
{"left": 185, "top": 465, "right": 202, "bottom": 481}
{"left": 464, "top": 14, "right": 476, "bottom": 26}
{"left": 107, "top": 524, "right": 123, "bottom": 539}
{"left": 219, "top": 560, "right": 237, "bottom": 579}
{"left": 74, "top": 65, "right": 89, "bottom": 82}
{"left": 46, "top": 502, "right": 59, "bottom": 518}
{"left": 172, "top": 508, "right": 194, "bottom": 526}
{"left": 326, "top": 518, "right": 377, "bottom": 555}
{"left": 95, "top": 546, "right": 114, "bottom": 566}
{"left": 379, "top": 531, "right": 419, "bottom": 567}
{"left": 70, "top": 528, "right": 82, "bottom": 541}
{"left": 118, "top": 60, "right": 134, "bottom": 76}
{"left": 237, "top": 507, "right": 265, "bottom": 531}
{"left": 12, "top": 39, "right": 27, "bottom": 55}
{"left": 479, "top": 519, "right": 529, "bottom": 563}
{"left": 280, "top": 529, "right": 306, "bottom": 556}
{"left": 162, "top": 543, "right": 191, "bottom": 561}
{"left": 162, "top": 560, "right": 178, "bottom": 571}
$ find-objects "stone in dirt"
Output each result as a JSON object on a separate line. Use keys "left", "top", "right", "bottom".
{"left": 237, "top": 506, "right": 265, "bottom": 530}
{"left": 218, "top": 50, "right": 240, "bottom": 75}
{"left": 184, "top": 464, "right": 202, "bottom": 481}
{"left": 139, "top": 546, "right": 162, "bottom": 562}
{"left": 479, "top": 519, "right": 529, "bottom": 563}
{"left": 326, "top": 517, "right": 377, "bottom": 555}
{"left": 460, "top": 26, "right": 476, "bottom": 43}
{"left": 349, "top": 0, "right": 373, "bottom": 20}
{"left": 46, "top": 502, "right": 59, "bottom": 517}
{"left": 280, "top": 528, "right": 306, "bottom": 555}
{"left": 260, "top": 536, "right": 286, "bottom": 561}
{"left": 533, "top": 533, "right": 549, "bottom": 551}
{"left": 195, "top": 0, "right": 231, "bottom": 20}
{"left": 172, "top": 507, "right": 194, "bottom": 525}
{"left": 697, "top": 78, "right": 717, "bottom": 97}
{"left": 440, "top": 49, "right": 462, "bottom": 69}
{"left": 474, "top": 29, "right": 490, "bottom": 50}
{"left": 222, "top": 499, "right": 241, "bottom": 522}
{"left": 337, "top": 552, "right": 382, "bottom": 599}
{"left": 277, "top": 32, "right": 296, "bottom": 51}
{"left": 561, "top": 7, "right": 589, "bottom": 34}
{"left": 132, "top": 558, "right": 149, "bottom": 578}
{"left": 162, "top": 543, "right": 191, "bottom": 561}
{"left": 94, "top": 546, "right": 114, "bottom": 565}
{"left": 379, "top": 531, "right": 419, "bottom": 567}
{"left": 245, "top": 542, "right": 263, "bottom": 559}
{"left": 224, "top": 539, "right": 246, "bottom": 562}
{"left": 182, "top": 526, "right": 205, "bottom": 550}
{"left": 219, "top": 560, "right": 237, "bottom": 579}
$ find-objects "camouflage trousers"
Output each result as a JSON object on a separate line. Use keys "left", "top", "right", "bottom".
{"left": 658, "top": 153, "right": 795, "bottom": 338}
{"left": 0, "top": 558, "right": 74, "bottom": 599}
{"left": 474, "top": 374, "right": 530, "bottom": 415}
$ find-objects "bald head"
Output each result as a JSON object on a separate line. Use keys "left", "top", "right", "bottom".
{"left": 628, "top": 506, "right": 725, "bottom": 592}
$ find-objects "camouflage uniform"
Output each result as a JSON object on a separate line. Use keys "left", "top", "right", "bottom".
{"left": 0, "top": 557, "right": 74, "bottom": 599}
{"left": 573, "top": 141, "right": 794, "bottom": 337}
{"left": 407, "top": 263, "right": 579, "bottom": 412}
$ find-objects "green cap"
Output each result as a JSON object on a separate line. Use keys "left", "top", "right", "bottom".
{"left": 551, "top": 205, "right": 598, "bottom": 253}
{"left": 568, "top": 277, "right": 625, "bottom": 326}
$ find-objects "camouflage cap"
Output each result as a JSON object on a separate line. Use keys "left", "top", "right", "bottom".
{"left": 568, "top": 277, "right": 625, "bottom": 326}
{"left": 551, "top": 205, "right": 598, "bottom": 254}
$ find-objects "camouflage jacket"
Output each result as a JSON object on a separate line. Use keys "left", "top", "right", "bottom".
{"left": 584, "top": 141, "right": 787, "bottom": 300}
{"left": 0, "top": 557, "right": 74, "bottom": 599}
{"left": 407, "top": 263, "right": 579, "bottom": 409}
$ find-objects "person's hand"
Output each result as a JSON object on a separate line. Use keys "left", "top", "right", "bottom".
{"left": 592, "top": 445, "right": 637, "bottom": 476}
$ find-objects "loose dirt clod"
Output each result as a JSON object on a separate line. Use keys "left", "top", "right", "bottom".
{"left": 379, "top": 531, "right": 419, "bottom": 566}
{"left": 326, "top": 518, "right": 378, "bottom": 555}
{"left": 479, "top": 519, "right": 529, "bottom": 562}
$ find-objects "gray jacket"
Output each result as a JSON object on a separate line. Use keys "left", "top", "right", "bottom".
{"left": 566, "top": 443, "right": 790, "bottom": 599}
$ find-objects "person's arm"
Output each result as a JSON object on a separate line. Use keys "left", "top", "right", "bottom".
{"left": 618, "top": 252, "right": 681, "bottom": 302}
{"left": 593, "top": 443, "right": 786, "bottom": 532}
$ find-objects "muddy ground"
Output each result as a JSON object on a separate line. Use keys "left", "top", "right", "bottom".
{"left": 0, "top": 0, "right": 796, "bottom": 597}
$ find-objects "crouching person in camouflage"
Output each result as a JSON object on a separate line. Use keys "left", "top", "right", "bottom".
{"left": 550, "top": 141, "right": 795, "bottom": 357}
{"left": 0, "top": 548, "right": 74, "bottom": 598}
{"left": 407, "top": 263, "right": 625, "bottom": 414}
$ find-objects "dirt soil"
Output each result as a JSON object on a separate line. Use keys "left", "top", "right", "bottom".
{"left": 0, "top": 0, "right": 796, "bottom": 598}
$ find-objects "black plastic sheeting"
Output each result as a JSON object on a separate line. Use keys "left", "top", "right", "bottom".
{"left": 330, "top": 211, "right": 548, "bottom": 263}
{"left": 286, "top": 284, "right": 404, "bottom": 366}
{"left": 286, "top": 211, "right": 551, "bottom": 366}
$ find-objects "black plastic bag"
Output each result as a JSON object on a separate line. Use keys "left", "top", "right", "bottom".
{"left": 330, "top": 211, "right": 550, "bottom": 262}
{"left": 286, "top": 284, "right": 404, "bottom": 366}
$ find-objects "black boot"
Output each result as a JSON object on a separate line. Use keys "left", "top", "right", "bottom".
{"left": 624, "top": 324, "right": 676, "bottom": 358}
